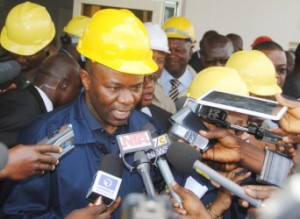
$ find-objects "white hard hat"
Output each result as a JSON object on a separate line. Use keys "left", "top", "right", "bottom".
{"left": 144, "top": 22, "right": 170, "bottom": 53}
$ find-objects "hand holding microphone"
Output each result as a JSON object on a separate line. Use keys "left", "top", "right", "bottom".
{"left": 166, "top": 142, "right": 264, "bottom": 208}
{"left": 86, "top": 154, "right": 123, "bottom": 206}
{"left": 65, "top": 197, "right": 121, "bottom": 219}
{"left": 170, "top": 181, "right": 211, "bottom": 219}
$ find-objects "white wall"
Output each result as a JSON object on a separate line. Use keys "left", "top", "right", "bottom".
{"left": 1, "top": 0, "right": 300, "bottom": 51}
{"left": 182, "top": 0, "right": 300, "bottom": 50}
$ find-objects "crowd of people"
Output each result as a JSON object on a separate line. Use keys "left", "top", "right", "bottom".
{"left": 0, "top": 2, "right": 300, "bottom": 219}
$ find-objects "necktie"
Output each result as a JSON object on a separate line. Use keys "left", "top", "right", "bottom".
{"left": 169, "top": 79, "right": 180, "bottom": 101}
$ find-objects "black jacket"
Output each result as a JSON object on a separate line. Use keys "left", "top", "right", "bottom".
{"left": 0, "top": 85, "right": 47, "bottom": 147}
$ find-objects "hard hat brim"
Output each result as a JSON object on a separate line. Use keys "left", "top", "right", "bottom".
{"left": 152, "top": 46, "right": 170, "bottom": 54}
{"left": 87, "top": 55, "right": 158, "bottom": 75}
{"left": 0, "top": 25, "right": 55, "bottom": 56}
{"left": 166, "top": 32, "right": 196, "bottom": 44}
{"left": 249, "top": 84, "right": 282, "bottom": 96}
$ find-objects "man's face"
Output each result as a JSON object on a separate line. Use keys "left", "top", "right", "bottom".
{"left": 165, "top": 38, "right": 192, "bottom": 78}
{"left": 137, "top": 50, "right": 166, "bottom": 108}
{"left": 81, "top": 62, "right": 144, "bottom": 133}
{"left": 152, "top": 50, "right": 166, "bottom": 79}
{"left": 139, "top": 74, "right": 156, "bottom": 108}
{"left": 201, "top": 43, "right": 233, "bottom": 68}
{"left": 10, "top": 48, "right": 48, "bottom": 71}
{"left": 261, "top": 50, "right": 287, "bottom": 88}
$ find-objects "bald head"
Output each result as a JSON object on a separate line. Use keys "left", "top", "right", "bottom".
{"left": 34, "top": 53, "right": 83, "bottom": 108}
{"left": 199, "top": 30, "right": 218, "bottom": 48}
{"left": 201, "top": 34, "right": 234, "bottom": 68}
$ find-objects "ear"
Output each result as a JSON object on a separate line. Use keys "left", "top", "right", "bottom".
{"left": 188, "top": 44, "right": 193, "bottom": 61}
{"left": 57, "top": 78, "right": 68, "bottom": 91}
{"left": 80, "top": 69, "right": 90, "bottom": 91}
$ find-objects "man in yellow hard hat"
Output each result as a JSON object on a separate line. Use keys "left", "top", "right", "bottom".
{"left": 0, "top": 2, "right": 56, "bottom": 91}
{"left": 60, "top": 15, "right": 91, "bottom": 68}
{"left": 161, "top": 16, "right": 197, "bottom": 103}
{"left": 226, "top": 50, "right": 282, "bottom": 99}
{"left": 1, "top": 9, "right": 164, "bottom": 219}
{"left": 225, "top": 50, "right": 286, "bottom": 146}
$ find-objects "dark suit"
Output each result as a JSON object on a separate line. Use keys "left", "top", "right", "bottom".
{"left": 188, "top": 50, "right": 204, "bottom": 73}
{"left": 0, "top": 85, "right": 47, "bottom": 148}
{"left": 147, "top": 104, "right": 173, "bottom": 132}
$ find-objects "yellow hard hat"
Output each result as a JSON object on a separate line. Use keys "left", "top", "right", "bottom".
{"left": 63, "top": 16, "right": 91, "bottom": 38}
{"left": 77, "top": 9, "right": 157, "bottom": 75}
{"left": 0, "top": 2, "right": 55, "bottom": 56}
{"left": 226, "top": 50, "right": 282, "bottom": 96}
{"left": 187, "top": 66, "right": 249, "bottom": 99}
{"left": 163, "top": 16, "right": 196, "bottom": 44}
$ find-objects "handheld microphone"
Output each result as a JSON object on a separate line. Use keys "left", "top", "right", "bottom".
{"left": 0, "top": 143, "right": 8, "bottom": 170}
{"left": 86, "top": 154, "right": 123, "bottom": 206}
{"left": 0, "top": 60, "right": 21, "bottom": 84}
{"left": 133, "top": 151, "right": 156, "bottom": 198}
{"left": 166, "top": 142, "right": 264, "bottom": 208}
{"left": 116, "top": 130, "right": 153, "bottom": 171}
{"left": 141, "top": 124, "right": 182, "bottom": 206}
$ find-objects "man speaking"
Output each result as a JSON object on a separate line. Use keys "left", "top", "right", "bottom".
{"left": 0, "top": 9, "right": 163, "bottom": 219}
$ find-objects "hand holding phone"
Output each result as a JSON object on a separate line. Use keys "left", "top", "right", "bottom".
{"left": 38, "top": 124, "right": 75, "bottom": 159}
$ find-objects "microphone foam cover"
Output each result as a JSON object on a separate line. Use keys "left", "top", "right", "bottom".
{"left": 166, "top": 142, "right": 200, "bottom": 174}
{"left": 140, "top": 123, "right": 157, "bottom": 138}
{"left": 99, "top": 154, "right": 123, "bottom": 178}
{"left": 0, "top": 143, "right": 8, "bottom": 170}
{"left": 0, "top": 60, "right": 21, "bottom": 84}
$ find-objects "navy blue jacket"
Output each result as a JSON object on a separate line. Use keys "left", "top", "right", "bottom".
{"left": 0, "top": 92, "right": 247, "bottom": 219}
{"left": 0, "top": 93, "right": 169, "bottom": 218}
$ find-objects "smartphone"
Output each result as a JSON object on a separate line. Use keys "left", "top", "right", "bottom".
{"left": 196, "top": 90, "right": 287, "bottom": 120}
{"left": 170, "top": 123, "right": 210, "bottom": 151}
{"left": 170, "top": 106, "right": 216, "bottom": 152}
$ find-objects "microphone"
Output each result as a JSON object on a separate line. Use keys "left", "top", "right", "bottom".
{"left": 86, "top": 154, "right": 123, "bottom": 206}
{"left": 133, "top": 151, "right": 156, "bottom": 198}
{"left": 141, "top": 124, "right": 182, "bottom": 206}
{"left": 116, "top": 129, "right": 154, "bottom": 171}
{"left": 0, "top": 60, "right": 21, "bottom": 84}
{"left": 0, "top": 143, "right": 8, "bottom": 170}
{"left": 166, "top": 142, "right": 264, "bottom": 208}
